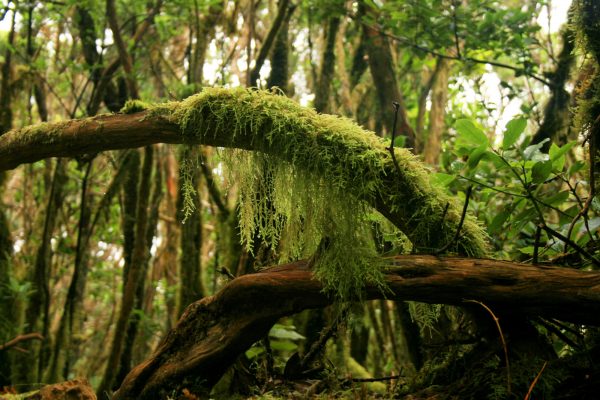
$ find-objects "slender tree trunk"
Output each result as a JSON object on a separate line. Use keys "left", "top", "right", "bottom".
{"left": 423, "top": 58, "right": 450, "bottom": 165}
{"left": 314, "top": 15, "right": 341, "bottom": 113}
{"left": 45, "top": 161, "right": 93, "bottom": 383}
{"left": 176, "top": 148, "right": 204, "bottom": 317}
{"left": 250, "top": 0, "right": 291, "bottom": 87}
{"left": 266, "top": 2, "right": 295, "bottom": 91}
{"left": 115, "top": 155, "right": 163, "bottom": 386}
{"left": 16, "top": 159, "right": 66, "bottom": 386}
{"left": 361, "top": 2, "right": 415, "bottom": 145}
{"left": 98, "top": 146, "right": 154, "bottom": 395}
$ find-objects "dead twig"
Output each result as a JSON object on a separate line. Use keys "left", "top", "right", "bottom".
{"left": 436, "top": 186, "right": 472, "bottom": 254}
{"left": 464, "top": 300, "right": 510, "bottom": 395}
{"left": 524, "top": 361, "right": 547, "bottom": 400}
{"left": 0, "top": 333, "right": 44, "bottom": 352}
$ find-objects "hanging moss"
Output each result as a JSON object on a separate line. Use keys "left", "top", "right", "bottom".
{"left": 167, "top": 87, "right": 488, "bottom": 299}
{"left": 2, "top": 87, "right": 489, "bottom": 299}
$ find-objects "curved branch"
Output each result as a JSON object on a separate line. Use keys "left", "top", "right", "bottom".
{"left": 114, "top": 255, "right": 600, "bottom": 398}
{"left": 0, "top": 88, "right": 488, "bottom": 256}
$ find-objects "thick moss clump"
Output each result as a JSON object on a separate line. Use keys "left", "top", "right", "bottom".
{"left": 168, "top": 87, "right": 488, "bottom": 297}
{"left": 171, "top": 87, "right": 487, "bottom": 252}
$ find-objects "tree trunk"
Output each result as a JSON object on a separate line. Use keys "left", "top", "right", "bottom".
{"left": 361, "top": 3, "right": 415, "bottom": 145}
{"left": 114, "top": 255, "right": 600, "bottom": 398}
{"left": 16, "top": 159, "right": 66, "bottom": 385}
{"left": 176, "top": 147, "right": 204, "bottom": 317}
{"left": 98, "top": 146, "right": 154, "bottom": 394}
{"left": 314, "top": 15, "right": 341, "bottom": 113}
{"left": 423, "top": 58, "right": 450, "bottom": 165}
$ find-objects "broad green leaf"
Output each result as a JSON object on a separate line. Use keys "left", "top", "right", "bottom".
{"left": 483, "top": 151, "right": 505, "bottom": 168}
{"left": 245, "top": 347, "right": 264, "bottom": 359}
{"left": 531, "top": 160, "right": 553, "bottom": 183}
{"left": 549, "top": 141, "right": 576, "bottom": 161}
{"left": 519, "top": 246, "right": 535, "bottom": 255}
{"left": 569, "top": 161, "right": 586, "bottom": 176}
{"left": 489, "top": 210, "right": 511, "bottom": 234}
{"left": 545, "top": 190, "right": 569, "bottom": 206}
{"left": 269, "top": 327, "right": 305, "bottom": 340}
{"left": 467, "top": 145, "right": 487, "bottom": 169}
{"left": 270, "top": 340, "right": 298, "bottom": 352}
{"left": 523, "top": 139, "right": 549, "bottom": 160}
{"left": 431, "top": 172, "right": 455, "bottom": 187}
{"left": 552, "top": 153, "right": 566, "bottom": 172}
{"left": 502, "top": 118, "right": 526, "bottom": 149}
{"left": 455, "top": 119, "right": 489, "bottom": 147}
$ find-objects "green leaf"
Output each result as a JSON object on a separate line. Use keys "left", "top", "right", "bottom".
{"left": 455, "top": 119, "right": 489, "bottom": 147}
{"left": 549, "top": 141, "right": 576, "bottom": 161}
{"left": 269, "top": 327, "right": 305, "bottom": 340}
{"left": 467, "top": 145, "right": 487, "bottom": 169}
{"left": 431, "top": 172, "right": 455, "bottom": 187}
{"left": 245, "top": 347, "right": 264, "bottom": 359}
{"left": 483, "top": 151, "right": 505, "bottom": 168}
{"left": 545, "top": 190, "right": 569, "bottom": 206}
{"left": 502, "top": 118, "right": 526, "bottom": 149}
{"left": 523, "top": 139, "right": 549, "bottom": 160}
{"left": 489, "top": 210, "right": 511, "bottom": 234}
{"left": 568, "top": 161, "right": 586, "bottom": 176}
{"left": 519, "top": 246, "right": 535, "bottom": 255}
{"left": 531, "top": 160, "right": 553, "bottom": 183}
{"left": 270, "top": 340, "right": 298, "bottom": 352}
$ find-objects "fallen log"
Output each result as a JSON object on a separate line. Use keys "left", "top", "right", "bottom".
{"left": 114, "top": 255, "right": 600, "bottom": 399}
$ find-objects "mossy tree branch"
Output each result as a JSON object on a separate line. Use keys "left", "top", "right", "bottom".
{"left": 0, "top": 88, "right": 487, "bottom": 256}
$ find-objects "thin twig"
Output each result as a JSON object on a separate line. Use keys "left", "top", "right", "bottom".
{"left": 534, "top": 318, "right": 580, "bottom": 350}
{"left": 0, "top": 333, "right": 43, "bottom": 351}
{"left": 464, "top": 300, "right": 511, "bottom": 395}
{"left": 343, "top": 375, "right": 402, "bottom": 383}
{"left": 541, "top": 223, "right": 600, "bottom": 268}
{"left": 386, "top": 102, "right": 402, "bottom": 175}
{"left": 436, "top": 186, "right": 472, "bottom": 254}
{"left": 524, "top": 361, "right": 547, "bottom": 400}
{"left": 458, "top": 175, "right": 526, "bottom": 198}
{"left": 533, "top": 225, "right": 542, "bottom": 264}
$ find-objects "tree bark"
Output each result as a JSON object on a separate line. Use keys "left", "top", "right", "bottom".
{"left": 250, "top": 0, "right": 291, "bottom": 87}
{"left": 98, "top": 146, "right": 154, "bottom": 394}
{"left": 361, "top": 3, "right": 415, "bottom": 145}
{"left": 114, "top": 255, "right": 600, "bottom": 398}
{"left": 314, "top": 15, "right": 341, "bottom": 113}
{"left": 423, "top": 58, "right": 450, "bottom": 165}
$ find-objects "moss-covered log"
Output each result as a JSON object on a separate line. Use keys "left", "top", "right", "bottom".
{"left": 113, "top": 255, "right": 600, "bottom": 398}
{"left": 0, "top": 88, "right": 487, "bottom": 256}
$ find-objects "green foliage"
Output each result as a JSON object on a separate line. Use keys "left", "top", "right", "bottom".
{"left": 445, "top": 116, "right": 598, "bottom": 265}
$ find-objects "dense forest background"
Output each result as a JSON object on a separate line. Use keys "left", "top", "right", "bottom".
{"left": 0, "top": 0, "right": 599, "bottom": 398}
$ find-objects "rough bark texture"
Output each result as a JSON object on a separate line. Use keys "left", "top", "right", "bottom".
{"left": 249, "top": 0, "right": 291, "bottom": 87}
{"left": 113, "top": 255, "right": 600, "bottom": 398}
{"left": 361, "top": 6, "right": 415, "bottom": 145}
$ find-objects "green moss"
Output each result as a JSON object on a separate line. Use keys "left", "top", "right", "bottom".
{"left": 171, "top": 87, "right": 488, "bottom": 299}
{"left": 121, "top": 99, "right": 151, "bottom": 114}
